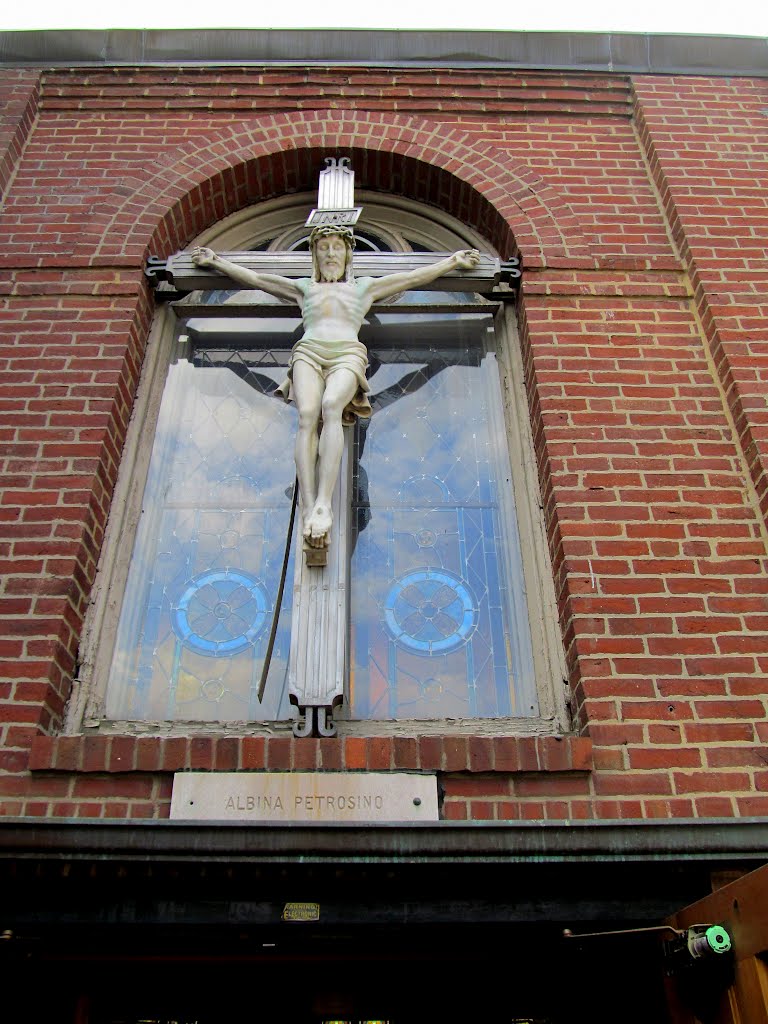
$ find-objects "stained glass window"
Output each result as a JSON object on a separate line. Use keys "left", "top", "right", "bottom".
{"left": 95, "top": 196, "right": 557, "bottom": 727}
{"left": 350, "top": 311, "right": 538, "bottom": 720}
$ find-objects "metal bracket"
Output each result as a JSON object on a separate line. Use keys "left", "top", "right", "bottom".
{"left": 662, "top": 925, "right": 733, "bottom": 975}
{"left": 565, "top": 923, "right": 733, "bottom": 976}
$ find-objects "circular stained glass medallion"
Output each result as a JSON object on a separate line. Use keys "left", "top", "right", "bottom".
{"left": 171, "top": 569, "right": 269, "bottom": 656}
{"left": 383, "top": 568, "right": 477, "bottom": 655}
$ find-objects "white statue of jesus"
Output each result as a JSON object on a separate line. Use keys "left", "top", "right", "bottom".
{"left": 192, "top": 227, "right": 480, "bottom": 553}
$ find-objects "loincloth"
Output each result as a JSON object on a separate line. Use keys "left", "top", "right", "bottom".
{"left": 276, "top": 337, "right": 372, "bottom": 425}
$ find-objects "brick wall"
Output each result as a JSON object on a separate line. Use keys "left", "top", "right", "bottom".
{"left": 0, "top": 65, "right": 766, "bottom": 821}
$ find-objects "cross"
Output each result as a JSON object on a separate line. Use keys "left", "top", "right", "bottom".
{"left": 153, "top": 159, "right": 520, "bottom": 736}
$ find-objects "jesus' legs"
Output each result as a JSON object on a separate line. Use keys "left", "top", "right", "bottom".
{"left": 291, "top": 363, "right": 358, "bottom": 549}
{"left": 291, "top": 361, "right": 323, "bottom": 533}
{"left": 306, "top": 368, "right": 358, "bottom": 548}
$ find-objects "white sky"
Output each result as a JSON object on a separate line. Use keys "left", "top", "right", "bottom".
{"left": 1, "top": 0, "right": 767, "bottom": 36}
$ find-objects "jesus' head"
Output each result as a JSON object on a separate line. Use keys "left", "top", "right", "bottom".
{"left": 309, "top": 225, "right": 355, "bottom": 284}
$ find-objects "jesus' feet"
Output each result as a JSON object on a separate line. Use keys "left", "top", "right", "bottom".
{"left": 303, "top": 503, "right": 333, "bottom": 548}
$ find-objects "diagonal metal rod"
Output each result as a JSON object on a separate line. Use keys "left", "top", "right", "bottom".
{"left": 257, "top": 478, "right": 298, "bottom": 704}
{"left": 563, "top": 924, "right": 712, "bottom": 940}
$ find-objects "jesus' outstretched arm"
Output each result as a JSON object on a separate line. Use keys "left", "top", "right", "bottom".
{"left": 364, "top": 248, "right": 481, "bottom": 304}
{"left": 191, "top": 246, "right": 303, "bottom": 305}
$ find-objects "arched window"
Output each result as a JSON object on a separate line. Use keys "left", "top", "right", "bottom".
{"left": 72, "top": 194, "right": 567, "bottom": 733}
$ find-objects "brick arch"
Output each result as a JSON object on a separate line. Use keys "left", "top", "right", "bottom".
{"left": 94, "top": 112, "right": 593, "bottom": 267}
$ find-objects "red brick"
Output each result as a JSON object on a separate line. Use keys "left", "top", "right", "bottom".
{"left": 318, "top": 738, "right": 343, "bottom": 770}
{"left": 135, "top": 737, "right": 162, "bottom": 772}
{"left": 468, "top": 737, "right": 494, "bottom": 772}
{"left": 628, "top": 746, "right": 701, "bottom": 769}
{"left": 344, "top": 737, "right": 367, "bottom": 770}
{"left": 265, "top": 736, "right": 291, "bottom": 770}
{"left": 674, "top": 771, "right": 751, "bottom": 794}
{"left": 241, "top": 737, "right": 266, "bottom": 770}
{"left": 367, "top": 736, "right": 393, "bottom": 770}
{"left": 214, "top": 737, "right": 240, "bottom": 771}
{"left": 416, "top": 735, "right": 441, "bottom": 771}
{"left": 517, "top": 737, "right": 541, "bottom": 772}
{"left": 27, "top": 734, "right": 54, "bottom": 770}
{"left": 292, "top": 738, "right": 320, "bottom": 770}
{"left": 81, "top": 735, "right": 109, "bottom": 772}
{"left": 188, "top": 736, "right": 213, "bottom": 769}
{"left": 52, "top": 735, "right": 84, "bottom": 771}
{"left": 160, "top": 737, "right": 189, "bottom": 772}
{"left": 519, "top": 802, "right": 546, "bottom": 820}
{"left": 443, "top": 737, "right": 469, "bottom": 772}
{"left": 594, "top": 772, "right": 673, "bottom": 796}
{"left": 442, "top": 801, "right": 468, "bottom": 820}
{"left": 493, "top": 737, "right": 520, "bottom": 772}
{"left": 393, "top": 736, "right": 419, "bottom": 769}
{"left": 108, "top": 736, "right": 136, "bottom": 772}
{"left": 447, "top": 775, "right": 510, "bottom": 797}
{"left": 469, "top": 800, "right": 497, "bottom": 819}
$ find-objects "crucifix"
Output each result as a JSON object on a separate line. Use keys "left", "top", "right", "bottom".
{"left": 160, "top": 158, "right": 518, "bottom": 736}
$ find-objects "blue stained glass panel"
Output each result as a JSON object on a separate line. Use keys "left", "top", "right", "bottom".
{"left": 350, "top": 313, "right": 537, "bottom": 720}
{"left": 106, "top": 337, "right": 297, "bottom": 722}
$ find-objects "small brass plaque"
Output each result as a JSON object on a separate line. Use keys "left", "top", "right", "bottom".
{"left": 283, "top": 902, "right": 320, "bottom": 921}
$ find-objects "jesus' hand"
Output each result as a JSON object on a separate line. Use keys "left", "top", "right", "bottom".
{"left": 453, "top": 249, "right": 481, "bottom": 271}
{"left": 191, "top": 246, "right": 217, "bottom": 266}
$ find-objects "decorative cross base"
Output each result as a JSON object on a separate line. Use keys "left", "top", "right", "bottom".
{"left": 291, "top": 702, "right": 340, "bottom": 738}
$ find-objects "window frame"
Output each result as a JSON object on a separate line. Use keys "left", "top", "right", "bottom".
{"left": 67, "top": 194, "right": 569, "bottom": 736}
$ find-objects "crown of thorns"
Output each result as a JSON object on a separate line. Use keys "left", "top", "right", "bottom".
{"left": 308, "top": 224, "right": 356, "bottom": 248}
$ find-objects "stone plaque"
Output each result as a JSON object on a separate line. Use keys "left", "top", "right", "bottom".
{"left": 170, "top": 771, "right": 439, "bottom": 822}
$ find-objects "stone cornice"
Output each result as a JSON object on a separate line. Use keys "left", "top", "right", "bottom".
{"left": 0, "top": 29, "right": 766, "bottom": 77}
